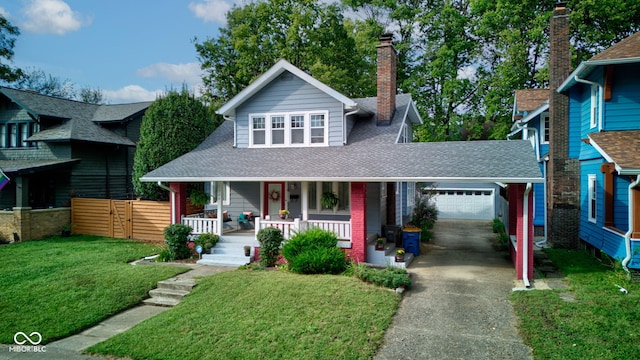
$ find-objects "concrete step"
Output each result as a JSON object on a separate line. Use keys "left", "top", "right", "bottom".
{"left": 212, "top": 247, "right": 251, "bottom": 256}
{"left": 386, "top": 253, "right": 415, "bottom": 269}
{"left": 143, "top": 297, "right": 181, "bottom": 307}
{"left": 156, "top": 279, "right": 195, "bottom": 292}
{"left": 148, "top": 288, "right": 190, "bottom": 301}
{"left": 197, "top": 254, "right": 253, "bottom": 267}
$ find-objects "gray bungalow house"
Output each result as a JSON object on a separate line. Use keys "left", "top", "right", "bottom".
{"left": 0, "top": 87, "right": 151, "bottom": 210}
{"left": 142, "top": 36, "right": 543, "bottom": 281}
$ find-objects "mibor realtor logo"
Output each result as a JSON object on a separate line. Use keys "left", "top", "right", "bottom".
{"left": 9, "top": 331, "right": 46, "bottom": 353}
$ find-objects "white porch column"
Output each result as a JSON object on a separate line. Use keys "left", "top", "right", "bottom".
{"left": 301, "top": 181, "right": 308, "bottom": 221}
{"left": 216, "top": 181, "right": 223, "bottom": 235}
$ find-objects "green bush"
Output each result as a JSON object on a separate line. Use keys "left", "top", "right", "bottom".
{"left": 194, "top": 233, "right": 219, "bottom": 253}
{"left": 351, "top": 264, "right": 412, "bottom": 289}
{"left": 282, "top": 228, "right": 347, "bottom": 274}
{"left": 256, "top": 227, "right": 284, "bottom": 267}
{"left": 492, "top": 218, "right": 505, "bottom": 234}
{"left": 412, "top": 194, "right": 438, "bottom": 242}
{"left": 288, "top": 247, "right": 347, "bottom": 274}
{"left": 163, "top": 224, "right": 192, "bottom": 260}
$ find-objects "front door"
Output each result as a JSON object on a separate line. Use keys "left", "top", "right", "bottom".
{"left": 264, "top": 182, "right": 285, "bottom": 219}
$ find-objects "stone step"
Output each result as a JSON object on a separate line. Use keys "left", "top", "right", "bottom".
{"left": 197, "top": 255, "right": 253, "bottom": 267}
{"left": 156, "top": 279, "right": 196, "bottom": 292}
{"left": 143, "top": 297, "right": 181, "bottom": 307}
{"left": 148, "top": 288, "right": 190, "bottom": 301}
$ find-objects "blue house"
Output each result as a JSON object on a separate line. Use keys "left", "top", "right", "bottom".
{"left": 509, "top": 89, "right": 550, "bottom": 239}
{"left": 557, "top": 31, "right": 640, "bottom": 270}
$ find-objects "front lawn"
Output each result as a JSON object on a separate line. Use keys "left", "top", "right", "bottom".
{"left": 0, "top": 235, "right": 188, "bottom": 343}
{"left": 88, "top": 270, "right": 401, "bottom": 360}
{"left": 511, "top": 249, "right": 640, "bottom": 360}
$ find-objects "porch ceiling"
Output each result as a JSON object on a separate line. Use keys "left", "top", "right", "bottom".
{"left": 142, "top": 122, "right": 543, "bottom": 184}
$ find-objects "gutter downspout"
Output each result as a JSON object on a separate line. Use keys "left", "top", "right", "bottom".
{"left": 573, "top": 76, "right": 604, "bottom": 131}
{"left": 621, "top": 176, "right": 640, "bottom": 273}
{"left": 157, "top": 181, "right": 177, "bottom": 224}
{"left": 536, "top": 157, "right": 549, "bottom": 247}
{"left": 343, "top": 108, "right": 359, "bottom": 145}
{"left": 224, "top": 115, "right": 236, "bottom": 148}
{"left": 523, "top": 183, "right": 532, "bottom": 288}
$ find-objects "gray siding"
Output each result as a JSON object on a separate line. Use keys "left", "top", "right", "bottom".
{"left": 70, "top": 143, "right": 132, "bottom": 199}
{"left": 204, "top": 182, "right": 261, "bottom": 229}
{"left": 366, "top": 183, "right": 382, "bottom": 235}
{"left": 235, "top": 71, "right": 344, "bottom": 148}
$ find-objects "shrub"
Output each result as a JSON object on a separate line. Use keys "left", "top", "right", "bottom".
{"left": 163, "top": 224, "right": 192, "bottom": 260}
{"left": 256, "top": 227, "right": 284, "bottom": 267}
{"left": 351, "top": 264, "right": 412, "bottom": 289}
{"left": 288, "top": 247, "right": 347, "bottom": 274}
{"left": 412, "top": 192, "right": 438, "bottom": 242}
{"left": 282, "top": 228, "right": 347, "bottom": 274}
{"left": 492, "top": 218, "right": 505, "bottom": 234}
{"left": 194, "top": 233, "right": 219, "bottom": 253}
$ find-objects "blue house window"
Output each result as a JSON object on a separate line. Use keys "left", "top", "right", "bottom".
{"left": 588, "top": 174, "right": 597, "bottom": 223}
{"left": 590, "top": 85, "right": 599, "bottom": 129}
{"left": 541, "top": 113, "right": 550, "bottom": 144}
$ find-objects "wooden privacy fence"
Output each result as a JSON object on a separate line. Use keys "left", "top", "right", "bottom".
{"left": 71, "top": 198, "right": 170, "bottom": 243}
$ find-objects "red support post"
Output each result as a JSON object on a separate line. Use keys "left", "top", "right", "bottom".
{"left": 350, "top": 182, "right": 367, "bottom": 263}
{"left": 170, "top": 182, "right": 187, "bottom": 224}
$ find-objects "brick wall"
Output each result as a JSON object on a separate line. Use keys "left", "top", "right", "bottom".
{"left": 548, "top": 3, "right": 580, "bottom": 248}
{"left": 350, "top": 182, "right": 367, "bottom": 262}
{"left": 376, "top": 34, "right": 396, "bottom": 125}
{"left": 0, "top": 207, "right": 70, "bottom": 242}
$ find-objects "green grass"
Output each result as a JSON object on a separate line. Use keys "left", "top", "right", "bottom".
{"left": 0, "top": 235, "right": 189, "bottom": 343}
{"left": 88, "top": 270, "right": 401, "bottom": 360}
{"left": 511, "top": 249, "right": 640, "bottom": 360}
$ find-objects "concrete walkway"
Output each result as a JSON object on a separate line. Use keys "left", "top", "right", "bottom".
{"left": 0, "top": 263, "right": 234, "bottom": 360}
{"left": 374, "top": 220, "right": 533, "bottom": 360}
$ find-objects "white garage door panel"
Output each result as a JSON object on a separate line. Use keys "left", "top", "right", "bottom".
{"left": 433, "top": 190, "right": 494, "bottom": 220}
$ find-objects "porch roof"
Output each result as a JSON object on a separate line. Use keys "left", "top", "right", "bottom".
{"left": 588, "top": 130, "right": 640, "bottom": 175}
{"left": 142, "top": 121, "right": 543, "bottom": 184}
{"left": 0, "top": 159, "right": 81, "bottom": 175}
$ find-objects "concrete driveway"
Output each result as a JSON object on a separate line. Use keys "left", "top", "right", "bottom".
{"left": 375, "top": 220, "right": 532, "bottom": 360}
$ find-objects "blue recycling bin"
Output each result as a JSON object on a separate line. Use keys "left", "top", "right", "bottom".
{"left": 402, "top": 229, "right": 421, "bottom": 256}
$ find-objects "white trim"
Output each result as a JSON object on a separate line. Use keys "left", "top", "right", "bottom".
{"left": 589, "top": 85, "right": 599, "bottom": 129}
{"left": 248, "top": 111, "right": 329, "bottom": 147}
{"left": 206, "top": 181, "right": 230, "bottom": 206}
{"left": 558, "top": 57, "right": 640, "bottom": 93}
{"left": 217, "top": 59, "right": 357, "bottom": 116}
{"left": 142, "top": 176, "right": 545, "bottom": 184}
{"left": 588, "top": 174, "right": 597, "bottom": 223}
{"left": 540, "top": 112, "right": 550, "bottom": 144}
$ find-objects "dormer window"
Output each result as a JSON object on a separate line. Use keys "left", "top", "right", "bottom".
{"left": 0, "top": 122, "right": 39, "bottom": 148}
{"left": 249, "top": 111, "right": 328, "bottom": 147}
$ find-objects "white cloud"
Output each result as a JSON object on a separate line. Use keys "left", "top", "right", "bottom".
{"left": 103, "top": 85, "right": 164, "bottom": 104}
{"left": 188, "top": 0, "right": 231, "bottom": 23}
{"left": 0, "top": 7, "right": 8, "bottom": 17}
{"left": 457, "top": 65, "right": 477, "bottom": 81}
{"left": 136, "top": 62, "right": 203, "bottom": 86}
{"left": 21, "top": 0, "right": 90, "bottom": 35}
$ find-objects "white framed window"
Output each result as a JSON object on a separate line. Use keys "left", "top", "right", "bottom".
{"left": 590, "top": 85, "right": 599, "bottom": 129}
{"left": 541, "top": 112, "right": 550, "bottom": 144}
{"left": 206, "top": 181, "right": 230, "bottom": 205}
{"left": 407, "top": 182, "right": 416, "bottom": 207}
{"left": 307, "top": 181, "right": 350, "bottom": 212}
{"left": 249, "top": 111, "right": 328, "bottom": 147}
{"left": 588, "top": 174, "right": 597, "bottom": 223}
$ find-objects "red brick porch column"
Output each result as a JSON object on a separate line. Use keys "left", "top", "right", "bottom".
{"left": 170, "top": 182, "right": 187, "bottom": 224}
{"left": 350, "top": 182, "right": 367, "bottom": 263}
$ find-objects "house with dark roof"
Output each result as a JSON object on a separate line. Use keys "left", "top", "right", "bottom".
{"left": 508, "top": 89, "right": 550, "bottom": 239}
{"left": 142, "top": 36, "right": 542, "bottom": 280}
{"left": 0, "top": 86, "right": 151, "bottom": 214}
{"left": 555, "top": 30, "right": 640, "bottom": 271}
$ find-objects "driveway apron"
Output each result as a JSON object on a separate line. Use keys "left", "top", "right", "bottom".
{"left": 374, "top": 220, "right": 532, "bottom": 360}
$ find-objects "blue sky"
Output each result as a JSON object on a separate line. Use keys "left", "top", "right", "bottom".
{"left": 1, "top": 0, "right": 232, "bottom": 103}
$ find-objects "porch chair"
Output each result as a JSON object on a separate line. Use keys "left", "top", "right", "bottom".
{"left": 237, "top": 213, "right": 250, "bottom": 230}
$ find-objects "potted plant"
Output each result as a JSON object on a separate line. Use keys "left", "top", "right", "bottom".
{"left": 278, "top": 209, "right": 290, "bottom": 219}
{"left": 194, "top": 233, "right": 219, "bottom": 254}
{"left": 321, "top": 192, "right": 339, "bottom": 211}
{"left": 189, "top": 189, "right": 210, "bottom": 208}
{"left": 376, "top": 238, "right": 385, "bottom": 250}
{"left": 244, "top": 245, "right": 251, "bottom": 256}
{"left": 395, "top": 249, "right": 405, "bottom": 262}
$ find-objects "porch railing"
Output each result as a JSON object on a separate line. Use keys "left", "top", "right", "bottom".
{"left": 182, "top": 216, "right": 219, "bottom": 235}
{"left": 255, "top": 218, "right": 351, "bottom": 241}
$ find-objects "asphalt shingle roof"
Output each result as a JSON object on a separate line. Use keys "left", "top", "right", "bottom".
{"left": 142, "top": 119, "right": 543, "bottom": 183}
{"left": 588, "top": 130, "right": 640, "bottom": 170}
{"left": 0, "top": 159, "right": 80, "bottom": 174}
{"left": 0, "top": 87, "right": 150, "bottom": 145}
{"left": 590, "top": 31, "right": 640, "bottom": 62}
{"left": 514, "top": 89, "right": 549, "bottom": 112}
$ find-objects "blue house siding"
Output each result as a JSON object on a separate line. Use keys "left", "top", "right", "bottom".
{"left": 613, "top": 175, "right": 630, "bottom": 231}
{"left": 567, "top": 89, "right": 583, "bottom": 159}
{"left": 533, "top": 181, "right": 545, "bottom": 227}
{"left": 579, "top": 159, "right": 604, "bottom": 247}
{"left": 235, "top": 71, "right": 344, "bottom": 148}
{"left": 605, "top": 63, "right": 640, "bottom": 131}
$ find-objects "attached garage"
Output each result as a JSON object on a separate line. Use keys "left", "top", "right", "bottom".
{"left": 433, "top": 188, "right": 495, "bottom": 220}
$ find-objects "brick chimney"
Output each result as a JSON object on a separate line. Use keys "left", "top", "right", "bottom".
{"left": 377, "top": 33, "right": 396, "bottom": 126}
{"left": 548, "top": 1, "right": 580, "bottom": 248}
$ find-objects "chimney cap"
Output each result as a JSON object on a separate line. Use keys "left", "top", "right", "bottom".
{"left": 554, "top": 1, "right": 567, "bottom": 10}
{"left": 379, "top": 33, "right": 393, "bottom": 43}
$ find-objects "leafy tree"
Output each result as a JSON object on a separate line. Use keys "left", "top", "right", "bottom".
{"left": 132, "top": 87, "right": 214, "bottom": 200}
{"left": 195, "top": 0, "right": 376, "bottom": 101}
{"left": 12, "top": 67, "right": 76, "bottom": 98}
{"left": 0, "top": 15, "right": 22, "bottom": 83}
{"left": 78, "top": 86, "right": 105, "bottom": 104}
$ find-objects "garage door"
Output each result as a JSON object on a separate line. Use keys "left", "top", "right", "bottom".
{"left": 432, "top": 189, "right": 494, "bottom": 220}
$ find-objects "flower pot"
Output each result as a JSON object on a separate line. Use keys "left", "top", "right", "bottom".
{"left": 279, "top": 214, "right": 285, "bottom": 219}
{"left": 395, "top": 255, "right": 405, "bottom": 263}
{"left": 375, "top": 242, "right": 385, "bottom": 251}
{"left": 244, "top": 247, "right": 251, "bottom": 256}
